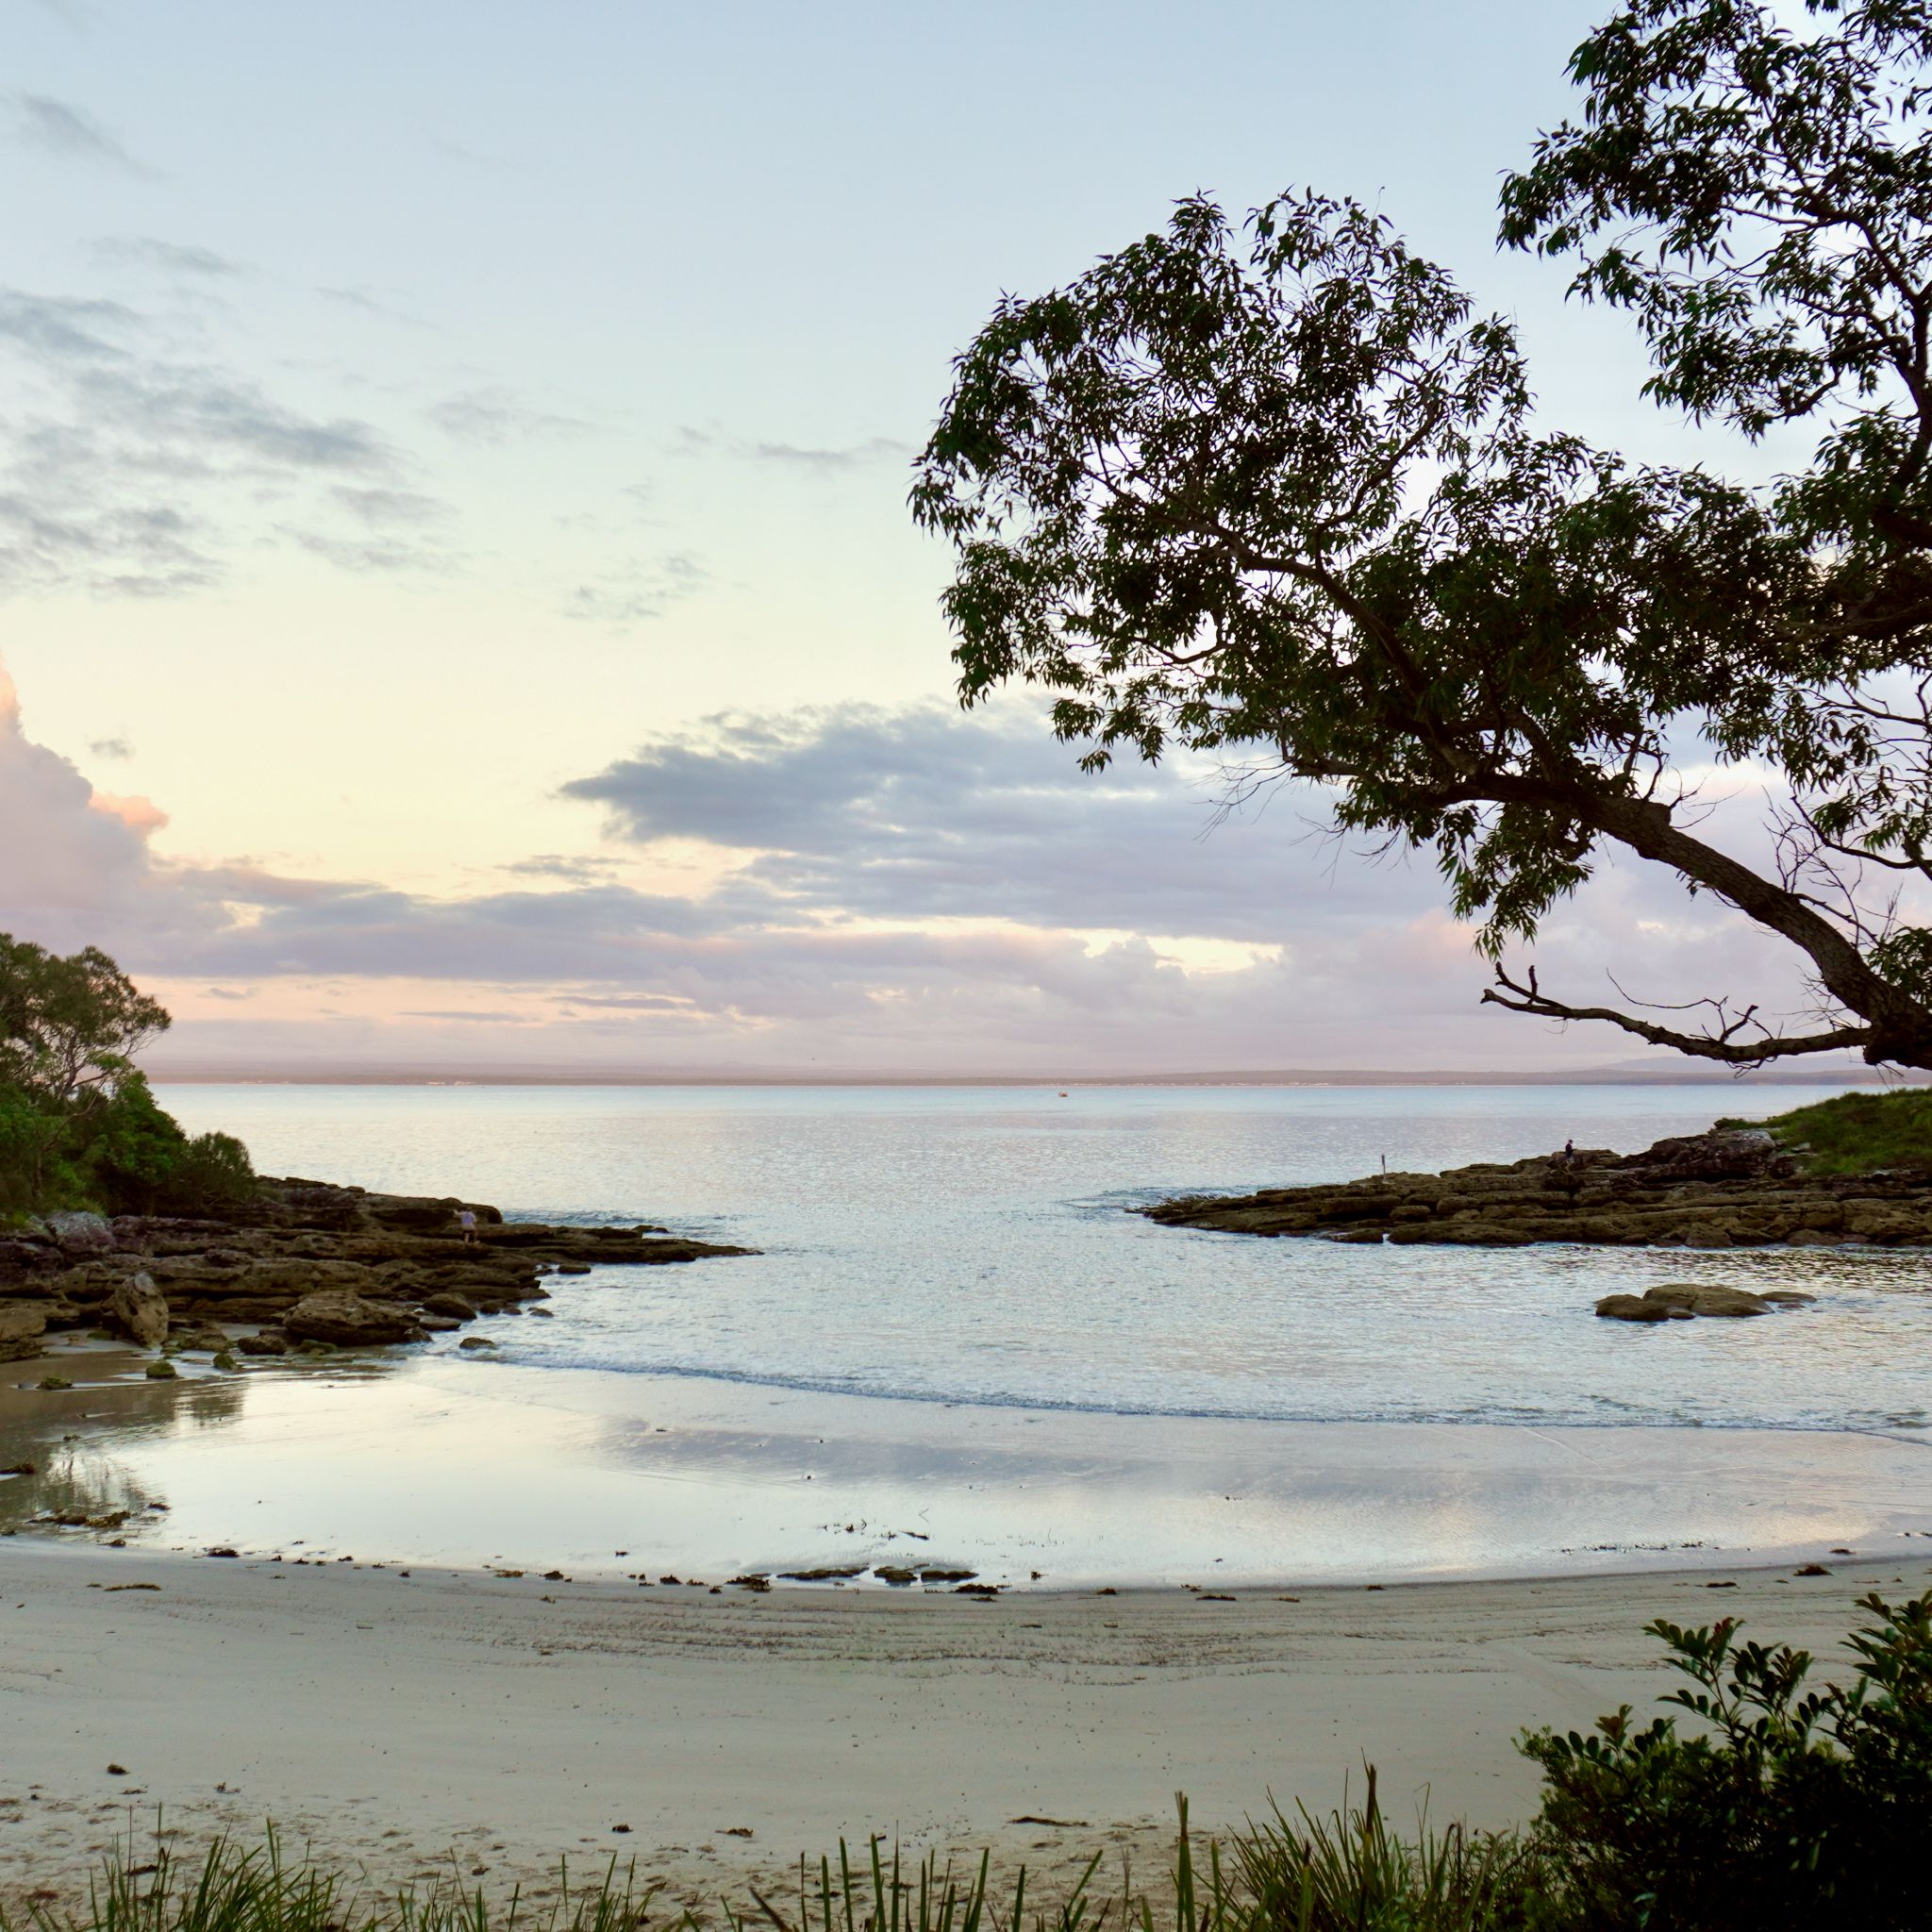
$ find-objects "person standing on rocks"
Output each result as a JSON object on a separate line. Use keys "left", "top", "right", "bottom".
{"left": 457, "top": 1208, "right": 479, "bottom": 1247}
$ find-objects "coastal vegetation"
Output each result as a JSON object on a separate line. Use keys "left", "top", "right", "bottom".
{"left": 915, "top": 0, "right": 1932, "bottom": 1075}
{"left": 9, "top": 1596, "right": 1927, "bottom": 1932}
{"left": 1723, "top": 1087, "right": 1932, "bottom": 1176}
{"left": 0, "top": 936, "right": 253, "bottom": 1221}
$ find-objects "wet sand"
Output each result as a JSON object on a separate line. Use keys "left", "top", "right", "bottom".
{"left": 4, "top": 1542, "right": 1929, "bottom": 1912}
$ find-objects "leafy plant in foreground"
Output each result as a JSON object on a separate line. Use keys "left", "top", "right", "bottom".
{"left": 1522, "top": 1591, "right": 1932, "bottom": 1931}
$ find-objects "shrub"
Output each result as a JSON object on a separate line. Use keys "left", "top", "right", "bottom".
{"left": 1521, "top": 1592, "right": 1932, "bottom": 1931}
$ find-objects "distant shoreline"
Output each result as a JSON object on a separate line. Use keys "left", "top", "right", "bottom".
{"left": 146, "top": 1065, "right": 1916, "bottom": 1089}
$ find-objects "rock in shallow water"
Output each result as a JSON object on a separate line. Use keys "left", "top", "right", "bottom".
{"left": 1643, "top": 1282, "right": 1773, "bottom": 1318}
{"left": 284, "top": 1290, "right": 425, "bottom": 1346}
{"left": 108, "top": 1273, "right": 171, "bottom": 1349}
{"left": 1594, "top": 1293, "right": 1685, "bottom": 1323}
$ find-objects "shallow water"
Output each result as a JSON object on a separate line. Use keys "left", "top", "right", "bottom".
{"left": 6, "top": 1082, "right": 1929, "bottom": 1585}
{"left": 158, "top": 1082, "right": 1932, "bottom": 1432}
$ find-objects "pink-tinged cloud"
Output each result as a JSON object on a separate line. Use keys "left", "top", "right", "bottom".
{"left": 88, "top": 790, "right": 170, "bottom": 833}
{"left": 0, "top": 658, "right": 1870, "bottom": 1076}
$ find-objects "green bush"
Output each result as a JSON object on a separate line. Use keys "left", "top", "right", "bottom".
{"left": 73, "top": 1074, "right": 258, "bottom": 1217}
{"left": 1521, "top": 1592, "right": 1932, "bottom": 1931}
{"left": 0, "top": 1086, "right": 80, "bottom": 1215}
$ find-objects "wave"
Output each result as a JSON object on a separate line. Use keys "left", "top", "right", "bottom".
{"left": 472, "top": 1345, "right": 1932, "bottom": 1439}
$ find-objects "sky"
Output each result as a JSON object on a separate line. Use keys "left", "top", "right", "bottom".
{"left": 0, "top": 0, "right": 1845, "bottom": 1076}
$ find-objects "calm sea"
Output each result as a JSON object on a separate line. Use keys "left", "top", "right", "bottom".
{"left": 158, "top": 1081, "right": 1932, "bottom": 1436}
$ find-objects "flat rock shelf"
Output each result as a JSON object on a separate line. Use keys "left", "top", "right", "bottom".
{"left": 1141, "top": 1128, "right": 1932, "bottom": 1250}
{"left": 0, "top": 1177, "right": 753, "bottom": 1359}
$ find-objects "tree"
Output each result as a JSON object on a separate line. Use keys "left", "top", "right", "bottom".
{"left": 0, "top": 933, "right": 253, "bottom": 1217}
{"left": 0, "top": 935, "right": 171, "bottom": 1102}
{"left": 912, "top": 0, "right": 1932, "bottom": 1072}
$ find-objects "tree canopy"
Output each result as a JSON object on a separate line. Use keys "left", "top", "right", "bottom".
{"left": 0, "top": 936, "right": 171, "bottom": 1102}
{"left": 0, "top": 934, "right": 251, "bottom": 1218}
{"left": 913, "top": 0, "right": 1932, "bottom": 1071}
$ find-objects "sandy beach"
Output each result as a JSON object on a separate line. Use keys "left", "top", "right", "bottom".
{"left": 4, "top": 1539, "right": 1929, "bottom": 1911}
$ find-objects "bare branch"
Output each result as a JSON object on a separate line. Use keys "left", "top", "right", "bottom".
{"left": 1481, "top": 964, "right": 1872, "bottom": 1067}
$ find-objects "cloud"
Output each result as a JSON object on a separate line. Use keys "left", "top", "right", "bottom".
{"left": 0, "top": 282, "right": 403, "bottom": 595}
{"left": 0, "top": 659, "right": 1851, "bottom": 1074}
{"left": 11, "top": 93, "right": 155, "bottom": 176}
{"left": 0, "top": 660, "right": 164, "bottom": 924}
{"left": 280, "top": 528, "right": 452, "bottom": 575}
{"left": 564, "top": 552, "right": 708, "bottom": 626}
{"left": 92, "top": 237, "right": 245, "bottom": 277}
{"left": 500, "top": 854, "right": 621, "bottom": 883}
{"left": 0, "top": 288, "right": 137, "bottom": 359}
{"left": 88, "top": 735, "right": 132, "bottom": 759}
{"left": 317, "top": 285, "right": 440, "bottom": 331}
{"left": 327, "top": 486, "right": 448, "bottom": 527}
{"left": 425, "top": 385, "right": 587, "bottom": 444}
{"left": 675, "top": 425, "right": 912, "bottom": 474}
{"left": 560, "top": 703, "right": 1400, "bottom": 944}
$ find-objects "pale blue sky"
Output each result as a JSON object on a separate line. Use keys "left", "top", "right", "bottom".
{"left": 0, "top": 0, "right": 1810, "bottom": 1074}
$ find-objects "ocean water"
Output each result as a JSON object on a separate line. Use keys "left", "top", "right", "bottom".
{"left": 155, "top": 1080, "right": 1932, "bottom": 1436}
{"left": 7, "top": 1081, "right": 1929, "bottom": 1584}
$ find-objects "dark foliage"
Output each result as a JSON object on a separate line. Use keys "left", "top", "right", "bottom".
{"left": 1522, "top": 1592, "right": 1932, "bottom": 1930}
{"left": 915, "top": 1, "right": 1932, "bottom": 1072}
{"left": 0, "top": 933, "right": 254, "bottom": 1219}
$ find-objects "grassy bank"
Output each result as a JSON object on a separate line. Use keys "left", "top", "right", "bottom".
{"left": 6, "top": 1595, "right": 1928, "bottom": 1932}
{"left": 1721, "top": 1088, "right": 1932, "bottom": 1174}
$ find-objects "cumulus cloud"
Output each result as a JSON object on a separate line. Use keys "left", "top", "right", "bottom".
{"left": 0, "top": 660, "right": 165, "bottom": 924}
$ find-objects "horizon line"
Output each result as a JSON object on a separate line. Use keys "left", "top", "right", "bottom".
{"left": 145, "top": 1062, "right": 1911, "bottom": 1090}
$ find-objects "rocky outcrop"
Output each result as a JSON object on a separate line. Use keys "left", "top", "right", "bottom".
{"left": 1144, "top": 1128, "right": 1932, "bottom": 1249}
{"left": 0, "top": 1175, "right": 754, "bottom": 1355}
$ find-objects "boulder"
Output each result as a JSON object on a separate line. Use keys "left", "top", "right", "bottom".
{"left": 46, "top": 1210, "right": 114, "bottom": 1256}
{"left": 236, "top": 1331, "right": 289, "bottom": 1357}
{"left": 1595, "top": 1293, "right": 1682, "bottom": 1322}
{"left": 1643, "top": 1283, "right": 1772, "bottom": 1318}
{"left": 422, "top": 1291, "right": 476, "bottom": 1320}
{"left": 108, "top": 1273, "right": 171, "bottom": 1348}
{"left": 283, "top": 1291, "right": 425, "bottom": 1347}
